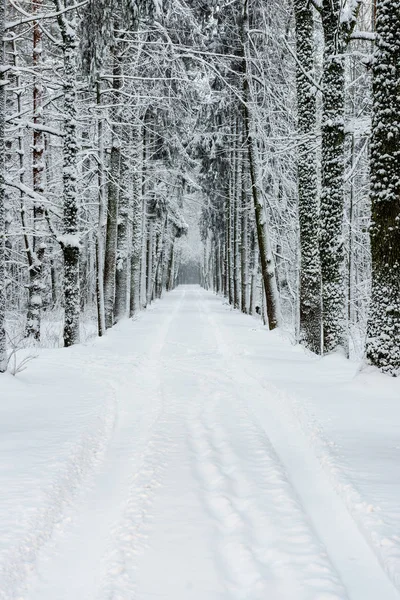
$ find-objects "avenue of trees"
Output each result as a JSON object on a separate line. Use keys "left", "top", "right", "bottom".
{"left": 0, "top": 0, "right": 399, "bottom": 376}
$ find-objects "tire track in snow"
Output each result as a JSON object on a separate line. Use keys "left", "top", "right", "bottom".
{"left": 186, "top": 384, "right": 346, "bottom": 600}
{"left": 21, "top": 291, "right": 187, "bottom": 600}
{"left": 96, "top": 292, "right": 188, "bottom": 600}
{"left": 198, "top": 289, "right": 400, "bottom": 600}
{"left": 97, "top": 374, "right": 189, "bottom": 600}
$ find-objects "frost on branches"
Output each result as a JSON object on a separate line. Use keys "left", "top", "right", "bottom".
{"left": 366, "top": 0, "right": 400, "bottom": 376}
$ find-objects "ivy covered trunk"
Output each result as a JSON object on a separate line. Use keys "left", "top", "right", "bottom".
{"left": 319, "top": 0, "right": 346, "bottom": 353}
{"left": 0, "top": 0, "right": 6, "bottom": 372}
{"left": 294, "top": 0, "right": 322, "bottom": 354}
{"left": 366, "top": 0, "right": 400, "bottom": 375}
{"left": 58, "top": 2, "right": 80, "bottom": 347}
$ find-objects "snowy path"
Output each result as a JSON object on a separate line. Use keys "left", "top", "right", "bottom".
{"left": 1, "top": 286, "right": 399, "bottom": 600}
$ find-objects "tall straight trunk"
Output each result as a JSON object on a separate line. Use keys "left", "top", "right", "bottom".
{"left": 366, "top": 0, "right": 400, "bottom": 375}
{"left": 154, "top": 218, "right": 167, "bottom": 299}
{"left": 26, "top": 0, "right": 46, "bottom": 341}
{"left": 347, "top": 133, "right": 355, "bottom": 338}
{"left": 294, "top": 0, "right": 322, "bottom": 354}
{"left": 12, "top": 39, "right": 35, "bottom": 337}
{"left": 242, "top": 0, "right": 281, "bottom": 329}
{"left": 129, "top": 122, "right": 142, "bottom": 317}
{"left": 0, "top": 0, "right": 6, "bottom": 372}
{"left": 218, "top": 238, "right": 224, "bottom": 293}
{"left": 319, "top": 1, "right": 347, "bottom": 353}
{"left": 227, "top": 181, "right": 234, "bottom": 304}
{"left": 103, "top": 42, "right": 121, "bottom": 329}
{"left": 202, "top": 244, "right": 207, "bottom": 289}
{"left": 214, "top": 239, "right": 219, "bottom": 292}
{"left": 140, "top": 198, "right": 148, "bottom": 308}
{"left": 150, "top": 215, "right": 167, "bottom": 301}
{"left": 249, "top": 231, "right": 258, "bottom": 315}
{"left": 114, "top": 130, "right": 131, "bottom": 321}
{"left": 56, "top": 1, "right": 80, "bottom": 347}
{"left": 146, "top": 209, "right": 155, "bottom": 305}
{"left": 233, "top": 117, "right": 241, "bottom": 309}
{"left": 223, "top": 204, "right": 228, "bottom": 296}
{"left": 166, "top": 237, "right": 175, "bottom": 292}
{"left": 140, "top": 118, "right": 149, "bottom": 308}
{"left": 96, "top": 81, "right": 106, "bottom": 336}
{"left": 241, "top": 178, "right": 249, "bottom": 314}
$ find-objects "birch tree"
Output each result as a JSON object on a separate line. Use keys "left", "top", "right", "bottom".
{"left": 54, "top": 0, "right": 81, "bottom": 347}
{"left": 25, "top": 0, "right": 46, "bottom": 341}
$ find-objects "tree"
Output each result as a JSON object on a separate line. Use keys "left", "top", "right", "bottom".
{"left": 25, "top": 0, "right": 46, "bottom": 341}
{"left": 103, "top": 35, "right": 122, "bottom": 329}
{"left": 316, "top": 0, "right": 361, "bottom": 353}
{"left": 242, "top": 0, "right": 281, "bottom": 329}
{"left": 294, "top": 0, "right": 321, "bottom": 353}
{"left": 365, "top": 0, "right": 400, "bottom": 375}
{"left": 54, "top": 0, "right": 81, "bottom": 347}
{"left": 0, "top": 0, "right": 6, "bottom": 372}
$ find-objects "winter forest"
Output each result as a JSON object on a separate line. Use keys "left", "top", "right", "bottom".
{"left": 0, "top": 0, "right": 398, "bottom": 376}
{"left": 1, "top": 1, "right": 400, "bottom": 598}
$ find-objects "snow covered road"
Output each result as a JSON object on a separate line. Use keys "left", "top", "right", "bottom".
{"left": 1, "top": 286, "right": 399, "bottom": 600}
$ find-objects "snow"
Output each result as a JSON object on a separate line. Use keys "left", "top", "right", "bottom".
{"left": 0, "top": 286, "right": 399, "bottom": 600}
{"left": 56, "top": 234, "right": 81, "bottom": 249}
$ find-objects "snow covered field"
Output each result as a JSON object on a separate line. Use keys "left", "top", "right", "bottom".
{"left": 0, "top": 285, "right": 399, "bottom": 600}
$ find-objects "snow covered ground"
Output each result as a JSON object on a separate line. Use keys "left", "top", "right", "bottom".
{"left": 0, "top": 285, "right": 399, "bottom": 600}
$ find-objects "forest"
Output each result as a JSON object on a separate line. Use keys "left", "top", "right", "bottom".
{"left": 0, "top": 0, "right": 399, "bottom": 375}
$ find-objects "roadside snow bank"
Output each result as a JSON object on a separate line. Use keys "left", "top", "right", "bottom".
{"left": 0, "top": 347, "right": 118, "bottom": 599}
{"left": 286, "top": 361, "right": 400, "bottom": 589}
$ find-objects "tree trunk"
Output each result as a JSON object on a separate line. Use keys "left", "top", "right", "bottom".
{"left": 166, "top": 238, "right": 175, "bottom": 292}
{"left": 129, "top": 122, "right": 142, "bottom": 317}
{"left": 26, "top": 0, "right": 47, "bottom": 341}
{"left": 227, "top": 180, "right": 234, "bottom": 304}
{"left": 233, "top": 118, "right": 241, "bottom": 309}
{"left": 150, "top": 214, "right": 167, "bottom": 301}
{"left": 242, "top": 0, "right": 281, "bottom": 330}
{"left": 114, "top": 131, "right": 131, "bottom": 322}
{"left": 319, "top": 0, "right": 347, "bottom": 353}
{"left": 146, "top": 208, "right": 155, "bottom": 305}
{"left": 57, "top": 1, "right": 80, "bottom": 347}
{"left": 0, "top": 0, "right": 6, "bottom": 372}
{"left": 140, "top": 118, "right": 149, "bottom": 309}
{"left": 96, "top": 81, "right": 106, "bottom": 336}
{"left": 366, "top": 0, "right": 400, "bottom": 375}
{"left": 103, "top": 42, "right": 121, "bottom": 329}
{"left": 241, "top": 178, "right": 249, "bottom": 314}
{"left": 249, "top": 231, "right": 258, "bottom": 316}
{"left": 294, "top": 0, "right": 322, "bottom": 354}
